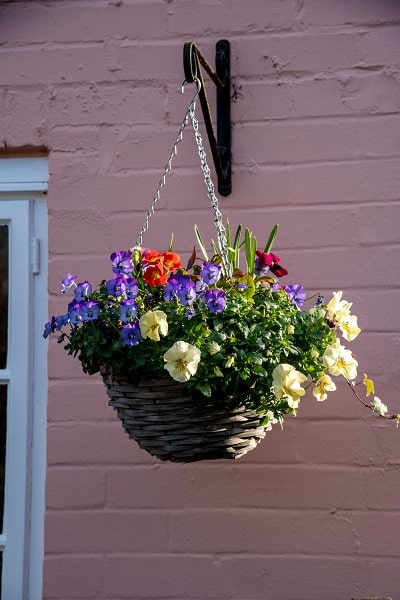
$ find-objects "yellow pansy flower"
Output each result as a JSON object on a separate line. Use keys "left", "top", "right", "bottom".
{"left": 163, "top": 341, "right": 201, "bottom": 382}
{"left": 272, "top": 363, "right": 307, "bottom": 409}
{"left": 323, "top": 338, "right": 358, "bottom": 380}
{"left": 312, "top": 374, "right": 337, "bottom": 401}
{"left": 139, "top": 310, "right": 168, "bottom": 341}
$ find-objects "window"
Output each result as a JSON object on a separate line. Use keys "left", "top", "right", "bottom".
{"left": 0, "top": 158, "right": 48, "bottom": 599}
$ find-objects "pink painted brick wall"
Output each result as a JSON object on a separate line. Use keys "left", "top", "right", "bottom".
{"left": 1, "top": 1, "right": 400, "bottom": 598}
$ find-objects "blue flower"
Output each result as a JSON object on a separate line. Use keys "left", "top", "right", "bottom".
{"left": 204, "top": 289, "right": 226, "bottom": 313}
{"left": 284, "top": 284, "right": 306, "bottom": 308}
{"left": 60, "top": 274, "right": 77, "bottom": 295}
{"left": 119, "top": 300, "right": 138, "bottom": 323}
{"left": 74, "top": 281, "right": 92, "bottom": 302}
{"left": 106, "top": 277, "right": 127, "bottom": 298}
{"left": 200, "top": 261, "right": 221, "bottom": 285}
{"left": 80, "top": 301, "right": 100, "bottom": 322}
{"left": 110, "top": 250, "right": 132, "bottom": 275}
{"left": 121, "top": 322, "right": 141, "bottom": 346}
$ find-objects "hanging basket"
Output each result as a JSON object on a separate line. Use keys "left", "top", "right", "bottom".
{"left": 101, "top": 369, "right": 268, "bottom": 462}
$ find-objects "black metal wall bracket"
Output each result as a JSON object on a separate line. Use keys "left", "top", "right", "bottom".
{"left": 183, "top": 39, "right": 231, "bottom": 196}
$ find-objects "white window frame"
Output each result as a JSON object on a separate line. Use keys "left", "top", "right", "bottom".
{"left": 0, "top": 157, "right": 48, "bottom": 600}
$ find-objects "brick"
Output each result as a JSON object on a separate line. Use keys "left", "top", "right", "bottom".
{"left": 107, "top": 464, "right": 238, "bottom": 509}
{"left": 104, "top": 554, "right": 367, "bottom": 599}
{"left": 43, "top": 555, "right": 104, "bottom": 599}
{"left": 231, "top": 158, "right": 400, "bottom": 207}
{"left": 365, "top": 468, "right": 400, "bottom": 509}
{"left": 233, "top": 465, "right": 366, "bottom": 509}
{"left": 46, "top": 83, "right": 166, "bottom": 127}
{"left": 297, "top": 421, "right": 393, "bottom": 467}
{"left": 45, "top": 509, "right": 168, "bottom": 553}
{"left": 48, "top": 2, "right": 171, "bottom": 43}
{"left": 46, "top": 467, "right": 107, "bottom": 509}
{"left": 233, "top": 116, "right": 400, "bottom": 166}
{"left": 46, "top": 421, "right": 151, "bottom": 465}
{"left": 300, "top": 0, "right": 400, "bottom": 27}
{"left": 237, "top": 30, "right": 400, "bottom": 78}
{"left": 47, "top": 378, "right": 109, "bottom": 423}
{"left": 171, "top": 0, "right": 297, "bottom": 34}
{"left": 0, "top": 3, "right": 48, "bottom": 44}
{"left": 0, "top": 45, "right": 112, "bottom": 86}
{"left": 169, "top": 508, "right": 358, "bottom": 555}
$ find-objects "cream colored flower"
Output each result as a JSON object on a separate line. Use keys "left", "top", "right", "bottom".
{"left": 339, "top": 314, "right": 361, "bottom": 342}
{"left": 323, "top": 338, "right": 358, "bottom": 380}
{"left": 371, "top": 396, "right": 388, "bottom": 416}
{"left": 312, "top": 374, "right": 337, "bottom": 401}
{"left": 327, "top": 291, "right": 352, "bottom": 325}
{"left": 163, "top": 341, "right": 201, "bottom": 382}
{"left": 139, "top": 310, "right": 168, "bottom": 341}
{"left": 272, "top": 363, "right": 307, "bottom": 409}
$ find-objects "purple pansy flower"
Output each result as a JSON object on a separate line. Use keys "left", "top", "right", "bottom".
{"left": 68, "top": 302, "right": 84, "bottom": 325}
{"left": 125, "top": 277, "right": 139, "bottom": 299}
{"left": 121, "top": 322, "right": 141, "bottom": 346}
{"left": 204, "top": 289, "right": 226, "bottom": 313}
{"left": 284, "top": 284, "right": 306, "bottom": 308}
{"left": 164, "top": 273, "right": 192, "bottom": 301}
{"left": 74, "top": 281, "right": 92, "bottom": 302}
{"left": 200, "top": 261, "right": 222, "bottom": 285}
{"left": 119, "top": 299, "right": 138, "bottom": 323}
{"left": 110, "top": 250, "right": 132, "bottom": 275}
{"left": 61, "top": 274, "right": 77, "bottom": 295}
{"left": 106, "top": 277, "right": 127, "bottom": 298}
{"left": 177, "top": 281, "right": 197, "bottom": 306}
{"left": 79, "top": 301, "right": 100, "bottom": 322}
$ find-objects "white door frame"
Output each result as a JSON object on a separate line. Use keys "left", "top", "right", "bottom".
{"left": 0, "top": 157, "right": 48, "bottom": 600}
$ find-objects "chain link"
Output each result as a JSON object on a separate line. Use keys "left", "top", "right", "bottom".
{"left": 187, "top": 103, "right": 231, "bottom": 276}
{"left": 135, "top": 79, "right": 231, "bottom": 276}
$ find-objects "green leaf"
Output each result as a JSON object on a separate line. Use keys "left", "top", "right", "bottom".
{"left": 194, "top": 224, "right": 209, "bottom": 261}
{"left": 264, "top": 224, "right": 279, "bottom": 253}
{"left": 198, "top": 382, "right": 212, "bottom": 397}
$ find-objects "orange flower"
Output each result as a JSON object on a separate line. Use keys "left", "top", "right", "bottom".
{"left": 143, "top": 264, "right": 168, "bottom": 287}
{"left": 160, "top": 251, "right": 182, "bottom": 272}
{"left": 142, "top": 249, "right": 163, "bottom": 266}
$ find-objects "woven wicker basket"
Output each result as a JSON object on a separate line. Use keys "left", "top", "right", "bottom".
{"left": 101, "top": 369, "right": 268, "bottom": 462}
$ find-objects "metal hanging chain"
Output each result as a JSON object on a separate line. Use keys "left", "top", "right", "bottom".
{"left": 187, "top": 94, "right": 231, "bottom": 277}
{"left": 135, "top": 81, "right": 199, "bottom": 248}
{"left": 135, "top": 78, "right": 231, "bottom": 276}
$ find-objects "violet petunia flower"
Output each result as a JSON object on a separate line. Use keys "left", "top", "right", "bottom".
{"left": 284, "top": 284, "right": 306, "bottom": 308}
{"left": 110, "top": 250, "right": 133, "bottom": 275}
{"left": 61, "top": 274, "right": 77, "bottom": 295}
{"left": 200, "top": 261, "right": 222, "bottom": 285}
{"left": 121, "top": 322, "right": 141, "bottom": 346}
{"left": 204, "top": 289, "right": 226, "bottom": 313}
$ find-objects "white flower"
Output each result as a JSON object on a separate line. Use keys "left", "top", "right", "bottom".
{"left": 371, "top": 396, "right": 388, "bottom": 416}
{"left": 163, "top": 341, "right": 201, "bottom": 382}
